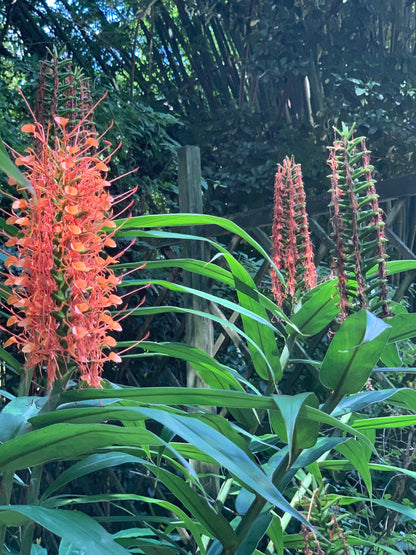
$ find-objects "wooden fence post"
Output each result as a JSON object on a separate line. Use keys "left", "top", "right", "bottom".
{"left": 178, "top": 146, "right": 214, "bottom": 387}
{"left": 178, "top": 146, "right": 218, "bottom": 495}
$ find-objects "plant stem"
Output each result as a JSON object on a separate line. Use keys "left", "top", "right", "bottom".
{"left": 0, "top": 470, "right": 15, "bottom": 553}
{"left": 20, "top": 464, "right": 43, "bottom": 555}
{"left": 233, "top": 453, "right": 290, "bottom": 550}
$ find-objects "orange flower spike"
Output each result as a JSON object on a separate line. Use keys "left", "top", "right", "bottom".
{"left": 3, "top": 98, "right": 137, "bottom": 388}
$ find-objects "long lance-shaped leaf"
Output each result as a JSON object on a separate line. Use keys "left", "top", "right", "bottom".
{"left": 123, "top": 256, "right": 294, "bottom": 327}
{"left": 124, "top": 278, "right": 280, "bottom": 335}
{"left": 47, "top": 493, "right": 207, "bottom": 554}
{"left": 124, "top": 341, "right": 259, "bottom": 428}
{"left": 333, "top": 387, "right": 416, "bottom": 416}
{"left": 366, "top": 259, "right": 416, "bottom": 278}
{"left": 114, "top": 213, "right": 276, "bottom": 269}
{"left": 126, "top": 305, "right": 275, "bottom": 380}
{"left": 289, "top": 280, "right": 339, "bottom": 336}
{"left": 0, "top": 505, "right": 128, "bottom": 554}
{"left": 58, "top": 388, "right": 374, "bottom": 453}
{"left": 117, "top": 258, "right": 235, "bottom": 286}
{"left": 115, "top": 225, "right": 285, "bottom": 293}
{"left": 124, "top": 406, "right": 311, "bottom": 529}
{"left": 0, "top": 423, "right": 164, "bottom": 472}
{"left": 271, "top": 393, "right": 319, "bottom": 464}
{"left": 221, "top": 251, "right": 282, "bottom": 380}
{"left": 385, "top": 313, "right": 416, "bottom": 343}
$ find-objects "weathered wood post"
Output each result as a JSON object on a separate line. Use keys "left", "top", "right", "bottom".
{"left": 177, "top": 146, "right": 218, "bottom": 494}
{"left": 178, "top": 146, "right": 214, "bottom": 387}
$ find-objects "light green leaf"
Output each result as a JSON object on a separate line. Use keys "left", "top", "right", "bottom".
{"left": 335, "top": 439, "right": 372, "bottom": 496}
{"left": 320, "top": 310, "right": 391, "bottom": 396}
{"left": 0, "top": 505, "right": 128, "bottom": 554}
{"left": 133, "top": 407, "right": 310, "bottom": 528}
{"left": 386, "top": 313, "right": 416, "bottom": 343}
{"left": 0, "top": 136, "right": 34, "bottom": 195}
{"left": 290, "top": 280, "right": 339, "bottom": 336}
{"left": 0, "top": 423, "right": 163, "bottom": 472}
{"left": 271, "top": 393, "right": 319, "bottom": 462}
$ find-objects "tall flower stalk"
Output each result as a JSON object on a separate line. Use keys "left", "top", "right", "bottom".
{"left": 271, "top": 156, "right": 316, "bottom": 307}
{"left": 2, "top": 102, "right": 134, "bottom": 388}
{"left": 327, "top": 124, "right": 390, "bottom": 319}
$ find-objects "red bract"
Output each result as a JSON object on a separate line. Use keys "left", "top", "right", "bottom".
{"left": 3, "top": 113, "right": 134, "bottom": 388}
{"left": 271, "top": 157, "right": 316, "bottom": 307}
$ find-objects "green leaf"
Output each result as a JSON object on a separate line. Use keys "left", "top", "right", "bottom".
{"left": 333, "top": 388, "right": 416, "bottom": 416}
{"left": 379, "top": 342, "right": 402, "bottom": 367}
{"left": 289, "top": 280, "right": 339, "bottom": 336}
{"left": 266, "top": 517, "right": 284, "bottom": 555}
{"left": 0, "top": 396, "right": 48, "bottom": 442}
{"left": 130, "top": 341, "right": 258, "bottom": 429}
{"left": 0, "top": 423, "right": 163, "bottom": 472}
{"left": 353, "top": 414, "right": 416, "bottom": 430}
{"left": 271, "top": 393, "right": 319, "bottom": 462}
{"left": 367, "top": 259, "right": 416, "bottom": 278}
{"left": 235, "top": 513, "right": 272, "bottom": 555}
{"left": 335, "top": 439, "right": 372, "bottom": 496}
{"left": 119, "top": 258, "right": 234, "bottom": 286}
{"left": 114, "top": 214, "right": 275, "bottom": 268}
{"left": 51, "top": 493, "right": 206, "bottom": 554}
{"left": 125, "top": 305, "right": 275, "bottom": 379}
{"left": 0, "top": 505, "right": 128, "bottom": 554}
{"left": 130, "top": 407, "right": 310, "bottom": 528}
{"left": 0, "top": 136, "right": 34, "bottom": 195}
{"left": 385, "top": 313, "right": 416, "bottom": 343}
{"left": 320, "top": 310, "right": 391, "bottom": 396}
{"left": 0, "top": 347, "right": 23, "bottom": 375}
{"left": 42, "top": 452, "right": 145, "bottom": 499}
{"left": 221, "top": 252, "right": 282, "bottom": 380}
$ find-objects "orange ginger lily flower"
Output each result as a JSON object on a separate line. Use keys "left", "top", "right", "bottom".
{"left": 3, "top": 111, "right": 135, "bottom": 388}
{"left": 271, "top": 156, "right": 316, "bottom": 307}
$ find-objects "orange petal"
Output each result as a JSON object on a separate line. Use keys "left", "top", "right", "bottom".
{"left": 104, "top": 237, "right": 117, "bottom": 248}
{"left": 70, "top": 241, "right": 86, "bottom": 252}
{"left": 22, "top": 342, "right": 35, "bottom": 353}
{"left": 21, "top": 123, "right": 36, "bottom": 134}
{"left": 68, "top": 224, "right": 82, "bottom": 235}
{"left": 72, "top": 261, "right": 88, "bottom": 271}
{"left": 5, "top": 256, "right": 21, "bottom": 268}
{"left": 15, "top": 216, "right": 30, "bottom": 226}
{"left": 95, "top": 162, "right": 108, "bottom": 172}
{"left": 4, "top": 336, "right": 18, "bottom": 348}
{"left": 71, "top": 326, "right": 88, "bottom": 338}
{"left": 74, "top": 302, "right": 89, "bottom": 313}
{"left": 86, "top": 137, "right": 99, "bottom": 147}
{"left": 8, "top": 177, "right": 17, "bottom": 185}
{"left": 74, "top": 278, "right": 88, "bottom": 290}
{"left": 108, "top": 351, "right": 122, "bottom": 363}
{"left": 103, "top": 335, "right": 117, "bottom": 347}
{"left": 107, "top": 294, "right": 123, "bottom": 306}
{"left": 6, "top": 315, "right": 19, "bottom": 326}
{"left": 12, "top": 199, "right": 27, "bottom": 210}
{"left": 65, "top": 205, "right": 79, "bottom": 215}
{"left": 64, "top": 185, "right": 78, "bottom": 196}
{"left": 54, "top": 116, "right": 69, "bottom": 127}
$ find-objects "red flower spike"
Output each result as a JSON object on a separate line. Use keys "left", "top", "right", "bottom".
{"left": 3, "top": 99, "right": 139, "bottom": 389}
{"left": 271, "top": 157, "right": 317, "bottom": 307}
